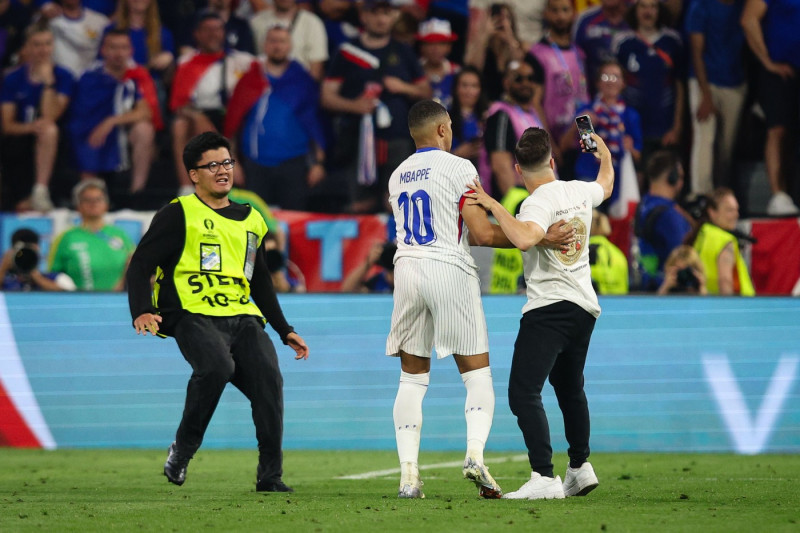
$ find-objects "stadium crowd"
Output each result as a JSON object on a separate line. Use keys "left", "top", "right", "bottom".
{"left": 1, "top": 0, "right": 798, "bottom": 295}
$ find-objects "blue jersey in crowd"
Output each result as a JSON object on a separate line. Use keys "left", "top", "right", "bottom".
{"left": 763, "top": 0, "right": 800, "bottom": 69}
{"left": 242, "top": 60, "right": 325, "bottom": 167}
{"left": 0, "top": 64, "right": 74, "bottom": 122}
{"left": 68, "top": 65, "right": 142, "bottom": 173}
{"left": 684, "top": 0, "right": 745, "bottom": 87}
{"left": 615, "top": 28, "right": 684, "bottom": 139}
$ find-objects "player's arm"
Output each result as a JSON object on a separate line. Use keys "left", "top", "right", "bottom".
{"left": 463, "top": 198, "right": 515, "bottom": 248}
{"left": 465, "top": 180, "right": 544, "bottom": 251}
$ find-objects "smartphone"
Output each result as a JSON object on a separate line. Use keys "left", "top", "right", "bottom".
{"left": 575, "top": 114, "right": 597, "bottom": 152}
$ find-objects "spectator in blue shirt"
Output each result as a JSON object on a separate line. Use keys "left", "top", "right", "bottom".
{"left": 0, "top": 23, "right": 73, "bottom": 212}
{"left": 634, "top": 150, "right": 693, "bottom": 291}
{"left": 225, "top": 24, "right": 326, "bottom": 211}
{"left": 685, "top": 0, "right": 746, "bottom": 197}
{"left": 614, "top": 0, "right": 684, "bottom": 164}
{"left": 741, "top": 0, "right": 800, "bottom": 215}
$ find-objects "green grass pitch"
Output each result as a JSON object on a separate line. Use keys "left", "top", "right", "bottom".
{"left": 1, "top": 449, "right": 798, "bottom": 532}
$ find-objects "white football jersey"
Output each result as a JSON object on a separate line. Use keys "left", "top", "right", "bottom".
{"left": 517, "top": 180, "right": 605, "bottom": 317}
{"left": 389, "top": 148, "right": 478, "bottom": 274}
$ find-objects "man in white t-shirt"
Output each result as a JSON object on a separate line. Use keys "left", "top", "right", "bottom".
{"left": 250, "top": 0, "right": 328, "bottom": 81}
{"left": 466, "top": 127, "right": 613, "bottom": 500}
{"left": 45, "top": 0, "right": 109, "bottom": 77}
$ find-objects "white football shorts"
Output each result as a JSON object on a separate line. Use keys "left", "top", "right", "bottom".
{"left": 386, "top": 256, "right": 489, "bottom": 359}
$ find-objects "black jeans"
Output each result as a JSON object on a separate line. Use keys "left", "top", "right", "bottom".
{"left": 508, "top": 301, "right": 596, "bottom": 478}
{"left": 173, "top": 314, "right": 285, "bottom": 481}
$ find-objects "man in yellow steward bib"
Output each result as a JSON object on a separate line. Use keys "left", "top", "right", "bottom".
{"left": 126, "top": 132, "right": 309, "bottom": 492}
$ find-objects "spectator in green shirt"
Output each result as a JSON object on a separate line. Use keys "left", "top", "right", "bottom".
{"left": 48, "top": 179, "right": 135, "bottom": 291}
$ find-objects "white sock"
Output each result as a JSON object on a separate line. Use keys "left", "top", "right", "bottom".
{"left": 461, "top": 366, "right": 495, "bottom": 464}
{"left": 393, "top": 370, "right": 429, "bottom": 466}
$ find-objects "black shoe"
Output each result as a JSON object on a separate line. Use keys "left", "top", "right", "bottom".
{"left": 164, "top": 442, "right": 190, "bottom": 486}
{"left": 256, "top": 478, "right": 294, "bottom": 492}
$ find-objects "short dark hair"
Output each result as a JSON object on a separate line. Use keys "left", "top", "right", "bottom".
{"left": 645, "top": 149, "right": 681, "bottom": 184}
{"left": 11, "top": 228, "right": 39, "bottom": 246}
{"left": 183, "top": 131, "right": 231, "bottom": 173}
{"left": 408, "top": 99, "right": 448, "bottom": 133}
{"left": 515, "top": 127, "right": 552, "bottom": 170}
{"left": 102, "top": 28, "right": 131, "bottom": 46}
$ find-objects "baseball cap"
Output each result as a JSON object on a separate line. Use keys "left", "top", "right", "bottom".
{"left": 416, "top": 18, "right": 458, "bottom": 43}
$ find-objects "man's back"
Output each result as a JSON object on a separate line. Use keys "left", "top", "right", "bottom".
{"left": 389, "top": 148, "right": 477, "bottom": 273}
{"left": 518, "top": 180, "right": 604, "bottom": 317}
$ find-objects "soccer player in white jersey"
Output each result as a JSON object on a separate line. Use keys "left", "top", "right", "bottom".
{"left": 385, "top": 99, "right": 504, "bottom": 500}
{"left": 466, "top": 127, "right": 614, "bottom": 500}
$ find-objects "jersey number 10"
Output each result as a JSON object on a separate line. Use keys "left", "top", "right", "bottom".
{"left": 398, "top": 190, "right": 437, "bottom": 246}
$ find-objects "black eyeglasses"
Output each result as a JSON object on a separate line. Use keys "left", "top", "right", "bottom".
{"left": 193, "top": 158, "right": 236, "bottom": 173}
{"left": 512, "top": 74, "right": 536, "bottom": 84}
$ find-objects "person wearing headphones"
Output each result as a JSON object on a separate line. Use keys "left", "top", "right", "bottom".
{"left": 634, "top": 149, "right": 693, "bottom": 291}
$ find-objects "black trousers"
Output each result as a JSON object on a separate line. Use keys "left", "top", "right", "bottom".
{"left": 508, "top": 301, "right": 596, "bottom": 478}
{"left": 173, "top": 314, "right": 285, "bottom": 482}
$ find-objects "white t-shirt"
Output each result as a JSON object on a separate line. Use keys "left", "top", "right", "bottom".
{"left": 518, "top": 180, "right": 605, "bottom": 317}
{"left": 389, "top": 148, "right": 479, "bottom": 275}
{"left": 250, "top": 10, "right": 328, "bottom": 71}
{"left": 49, "top": 8, "right": 110, "bottom": 77}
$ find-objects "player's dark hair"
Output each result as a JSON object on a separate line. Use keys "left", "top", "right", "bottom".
{"left": 408, "top": 99, "right": 448, "bottom": 133}
{"left": 515, "top": 127, "right": 552, "bottom": 170}
{"left": 183, "top": 131, "right": 232, "bottom": 173}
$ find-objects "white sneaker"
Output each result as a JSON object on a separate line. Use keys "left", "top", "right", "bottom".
{"left": 766, "top": 191, "right": 800, "bottom": 216}
{"left": 503, "top": 472, "right": 565, "bottom": 500}
{"left": 463, "top": 455, "right": 503, "bottom": 499}
{"left": 563, "top": 462, "right": 599, "bottom": 497}
{"left": 31, "top": 184, "right": 53, "bottom": 212}
{"left": 398, "top": 462, "right": 424, "bottom": 499}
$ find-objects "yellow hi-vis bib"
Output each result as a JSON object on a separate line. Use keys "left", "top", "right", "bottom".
{"left": 154, "top": 195, "right": 268, "bottom": 316}
{"left": 694, "top": 222, "right": 755, "bottom": 296}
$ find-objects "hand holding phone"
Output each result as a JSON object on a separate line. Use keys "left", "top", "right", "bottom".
{"left": 575, "top": 114, "right": 597, "bottom": 153}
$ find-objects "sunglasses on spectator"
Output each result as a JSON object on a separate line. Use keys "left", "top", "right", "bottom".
{"left": 599, "top": 74, "right": 620, "bottom": 83}
{"left": 193, "top": 159, "right": 236, "bottom": 173}
{"left": 512, "top": 74, "right": 536, "bottom": 83}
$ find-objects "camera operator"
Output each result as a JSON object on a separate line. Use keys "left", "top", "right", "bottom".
{"left": 0, "top": 228, "right": 74, "bottom": 291}
{"left": 657, "top": 245, "right": 707, "bottom": 295}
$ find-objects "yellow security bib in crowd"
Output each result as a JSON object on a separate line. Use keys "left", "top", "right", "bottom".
{"left": 490, "top": 187, "right": 529, "bottom": 294}
{"left": 589, "top": 235, "right": 629, "bottom": 295}
{"left": 694, "top": 222, "right": 755, "bottom": 296}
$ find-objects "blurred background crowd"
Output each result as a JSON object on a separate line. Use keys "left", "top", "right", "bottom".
{"left": 1, "top": 0, "right": 799, "bottom": 296}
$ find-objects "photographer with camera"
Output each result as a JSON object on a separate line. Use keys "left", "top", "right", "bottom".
{"left": 656, "top": 245, "right": 707, "bottom": 295}
{"left": 0, "top": 228, "right": 74, "bottom": 291}
{"left": 340, "top": 240, "right": 396, "bottom": 293}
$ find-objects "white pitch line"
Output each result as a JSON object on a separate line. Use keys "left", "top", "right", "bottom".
{"left": 335, "top": 454, "right": 529, "bottom": 480}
